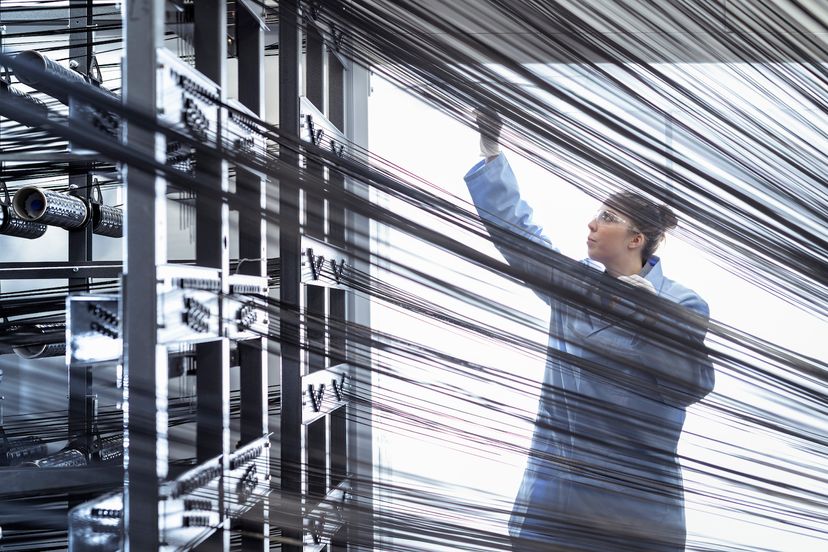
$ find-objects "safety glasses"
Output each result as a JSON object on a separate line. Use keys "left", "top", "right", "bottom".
{"left": 591, "top": 209, "right": 640, "bottom": 233}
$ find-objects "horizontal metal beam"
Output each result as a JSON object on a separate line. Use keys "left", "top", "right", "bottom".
{"left": 0, "top": 465, "right": 122, "bottom": 497}
{"left": 0, "top": 261, "right": 122, "bottom": 280}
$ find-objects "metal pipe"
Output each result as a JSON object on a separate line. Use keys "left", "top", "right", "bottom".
{"left": 0, "top": 85, "right": 48, "bottom": 115}
{"left": 12, "top": 186, "right": 90, "bottom": 230}
{"left": 0, "top": 203, "right": 48, "bottom": 239}
{"left": 13, "top": 341, "right": 66, "bottom": 360}
{"left": 1, "top": 436, "right": 49, "bottom": 467}
{"left": 91, "top": 202, "right": 123, "bottom": 238}
{"left": 20, "top": 447, "right": 87, "bottom": 468}
{"left": 94, "top": 434, "right": 123, "bottom": 464}
{"left": 1, "top": 322, "right": 66, "bottom": 359}
{"left": 14, "top": 50, "right": 88, "bottom": 105}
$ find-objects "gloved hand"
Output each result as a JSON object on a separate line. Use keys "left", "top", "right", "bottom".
{"left": 474, "top": 107, "right": 503, "bottom": 158}
{"left": 617, "top": 274, "right": 656, "bottom": 294}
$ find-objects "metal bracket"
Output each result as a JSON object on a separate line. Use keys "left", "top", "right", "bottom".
{"left": 331, "top": 372, "right": 346, "bottom": 401}
{"left": 308, "top": 383, "right": 326, "bottom": 412}
{"left": 237, "top": 0, "right": 271, "bottom": 31}
{"left": 330, "top": 258, "right": 345, "bottom": 284}
{"left": 306, "top": 115, "right": 325, "bottom": 147}
{"left": 301, "top": 237, "right": 351, "bottom": 287}
{"left": 306, "top": 247, "right": 326, "bottom": 280}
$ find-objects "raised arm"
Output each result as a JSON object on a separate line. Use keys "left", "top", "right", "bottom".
{"left": 464, "top": 153, "right": 563, "bottom": 303}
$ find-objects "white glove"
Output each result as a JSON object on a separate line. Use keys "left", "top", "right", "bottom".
{"left": 480, "top": 134, "right": 501, "bottom": 158}
{"left": 474, "top": 108, "right": 502, "bottom": 158}
{"left": 617, "top": 274, "right": 656, "bottom": 294}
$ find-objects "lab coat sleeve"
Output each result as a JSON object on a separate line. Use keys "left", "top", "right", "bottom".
{"left": 464, "top": 154, "right": 562, "bottom": 304}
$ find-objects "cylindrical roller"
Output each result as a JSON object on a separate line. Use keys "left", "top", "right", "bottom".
{"left": 20, "top": 448, "right": 87, "bottom": 468}
{"left": 0, "top": 85, "right": 49, "bottom": 115}
{"left": 2, "top": 321, "right": 65, "bottom": 349}
{"left": 14, "top": 50, "right": 86, "bottom": 104}
{"left": 91, "top": 203, "right": 123, "bottom": 238}
{"left": 12, "top": 186, "right": 89, "bottom": 230}
{"left": 1, "top": 436, "right": 49, "bottom": 466}
{"left": 13, "top": 341, "right": 66, "bottom": 359}
{"left": 0, "top": 203, "right": 48, "bottom": 239}
{"left": 14, "top": 50, "right": 117, "bottom": 106}
{"left": 94, "top": 435, "right": 123, "bottom": 464}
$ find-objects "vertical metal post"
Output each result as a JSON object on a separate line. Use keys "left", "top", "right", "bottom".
{"left": 328, "top": 50, "right": 345, "bottom": 246}
{"left": 236, "top": 5, "right": 269, "bottom": 550}
{"left": 328, "top": 288, "right": 346, "bottom": 373}
{"left": 66, "top": 0, "right": 95, "bottom": 461}
{"left": 306, "top": 25, "right": 324, "bottom": 110}
{"left": 192, "top": 0, "right": 229, "bottom": 462}
{"left": 68, "top": 0, "right": 94, "bottom": 272}
{"left": 344, "top": 57, "right": 374, "bottom": 552}
{"left": 67, "top": 0, "right": 94, "bottom": 282}
{"left": 305, "top": 23, "right": 326, "bottom": 239}
{"left": 279, "top": 1, "right": 303, "bottom": 550}
{"left": 122, "top": 1, "right": 167, "bottom": 550}
{"left": 236, "top": 0, "right": 267, "bottom": 459}
{"left": 193, "top": 2, "right": 230, "bottom": 550}
{"left": 306, "top": 286, "right": 326, "bottom": 373}
{"left": 307, "top": 417, "right": 327, "bottom": 498}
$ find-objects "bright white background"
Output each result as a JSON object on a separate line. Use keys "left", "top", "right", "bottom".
{"left": 368, "top": 65, "right": 826, "bottom": 551}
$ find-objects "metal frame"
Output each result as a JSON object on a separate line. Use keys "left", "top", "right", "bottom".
{"left": 193, "top": 3, "right": 231, "bottom": 550}
{"left": 67, "top": 1, "right": 97, "bottom": 508}
{"left": 236, "top": 2, "right": 270, "bottom": 550}
{"left": 0, "top": 1, "right": 369, "bottom": 549}
{"left": 123, "top": 1, "right": 167, "bottom": 549}
{"left": 0, "top": 0, "right": 123, "bottom": 535}
{"left": 279, "top": 2, "right": 304, "bottom": 550}
{"left": 279, "top": 2, "right": 372, "bottom": 550}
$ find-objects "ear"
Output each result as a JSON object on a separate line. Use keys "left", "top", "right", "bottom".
{"left": 627, "top": 232, "right": 646, "bottom": 251}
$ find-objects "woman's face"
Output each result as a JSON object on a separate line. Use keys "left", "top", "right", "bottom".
{"left": 586, "top": 206, "right": 640, "bottom": 264}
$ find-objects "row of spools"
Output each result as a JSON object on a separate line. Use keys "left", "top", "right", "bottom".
{"left": 0, "top": 186, "right": 123, "bottom": 239}
{"left": 1, "top": 50, "right": 123, "bottom": 240}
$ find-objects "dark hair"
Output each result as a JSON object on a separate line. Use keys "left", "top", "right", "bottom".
{"left": 605, "top": 191, "right": 678, "bottom": 260}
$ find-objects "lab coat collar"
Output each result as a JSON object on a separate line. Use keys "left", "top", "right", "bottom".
{"left": 641, "top": 255, "right": 667, "bottom": 295}
{"left": 581, "top": 256, "right": 666, "bottom": 337}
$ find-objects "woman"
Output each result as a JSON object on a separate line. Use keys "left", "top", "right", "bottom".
{"left": 464, "top": 116, "right": 714, "bottom": 551}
